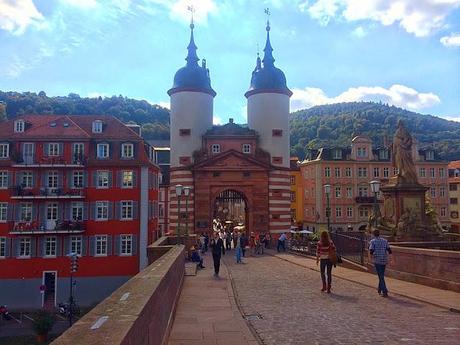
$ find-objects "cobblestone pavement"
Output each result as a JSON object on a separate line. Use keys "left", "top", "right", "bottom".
{"left": 222, "top": 253, "right": 460, "bottom": 345}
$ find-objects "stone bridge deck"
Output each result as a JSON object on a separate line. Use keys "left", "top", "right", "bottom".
{"left": 169, "top": 249, "right": 460, "bottom": 345}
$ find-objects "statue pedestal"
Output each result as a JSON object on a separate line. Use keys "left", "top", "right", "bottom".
{"left": 381, "top": 179, "right": 428, "bottom": 240}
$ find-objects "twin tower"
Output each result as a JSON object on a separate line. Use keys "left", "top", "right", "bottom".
{"left": 168, "top": 20, "right": 292, "bottom": 168}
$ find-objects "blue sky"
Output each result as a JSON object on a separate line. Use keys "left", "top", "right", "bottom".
{"left": 0, "top": 0, "right": 459, "bottom": 124}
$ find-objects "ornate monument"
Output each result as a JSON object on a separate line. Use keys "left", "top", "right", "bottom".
{"left": 380, "top": 121, "right": 442, "bottom": 240}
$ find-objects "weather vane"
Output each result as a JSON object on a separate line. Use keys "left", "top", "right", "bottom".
{"left": 188, "top": 5, "right": 195, "bottom": 27}
{"left": 265, "top": 7, "right": 271, "bottom": 30}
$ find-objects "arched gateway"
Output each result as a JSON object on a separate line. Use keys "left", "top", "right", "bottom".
{"left": 213, "top": 189, "right": 248, "bottom": 235}
{"left": 168, "top": 18, "right": 292, "bottom": 238}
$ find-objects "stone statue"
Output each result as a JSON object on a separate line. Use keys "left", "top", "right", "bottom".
{"left": 392, "top": 120, "right": 418, "bottom": 184}
{"left": 397, "top": 208, "right": 416, "bottom": 234}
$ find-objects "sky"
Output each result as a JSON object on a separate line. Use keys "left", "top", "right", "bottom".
{"left": 0, "top": 0, "right": 459, "bottom": 125}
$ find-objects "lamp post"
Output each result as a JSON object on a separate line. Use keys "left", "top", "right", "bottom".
{"left": 175, "top": 184, "right": 183, "bottom": 245}
{"left": 369, "top": 180, "right": 381, "bottom": 229}
{"left": 324, "top": 184, "right": 331, "bottom": 232}
{"left": 183, "top": 186, "right": 190, "bottom": 236}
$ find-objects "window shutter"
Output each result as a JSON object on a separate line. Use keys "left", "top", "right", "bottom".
{"left": 148, "top": 173, "right": 152, "bottom": 189}
{"left": 39, "top": 204, "right": 46, "bottom": 226}
{"left": 108, "top": 143, "right": 112, "bottom": 158}
{"left": 81, "top": 236, "right": 87, "bottom": 256}
{"left": 56, "top": 237, "right": 62, "bottom": 257}
{"left": 58, "top": 143, "right": 64, "bottom": 156}
{"left": 44, "top": 143, "right": 49, "bottom": 156}
{"left": 89, "top": 236, "right": 96, "bottom": 256}
{"left": 31, "top": 238, "right": 37, "bottom": 257}
{"left": 5, "top": 238, "right": 11, "bottom": 257}
{"left": 89, "top": 202, "right": 95, "bottom": 220}
{"left": 132, "top": 235, "right": 138, "bottom": 255}
{"left": 115, "top": 202, "right": 120, "bottom": 220}
{"left": 133, "top": 201, "right": 138, "bottom": 219}
{"left": 107, "top": 235, "right": 112, "bottom": 255}
{"left": 15, "top": 204, "right": 21, "bottom": 221}
{"left": 64, "top": 237, "right": 70, "bottom": 256}
{"left": 14, "top": 238, "right": 20, "bottom": 257}
{"left": 92, "top": 171, "right": 97, "bottom": 187}
{"left": 67, "top": 171, "right": 73, "bottom": 188}
{"left": 31, "top": 172, "right": 35, "bottom": 188}
{"left": 132, "top": 171, "right": 137, "bottom": 188}
{"left": 7, "top": 172, "right": 13, "bottom": 187}
{"left": 37, "top": 238, "right": 44, "bottom": 257}
{"left": 83, "top": 202, "right": 89, "bottom": 221}
{"left": 116, "top": 171, "right": 121, "bottom": 188}
{"left": 7, "top": 204, "right": 14, "bottom": 221}
{"left": 57, "top": 172, "right": 63, "bottom": 188}
{"left": 16, "top": 172, "right": 23, "bottom": 187}
{"left": 41, "top": 172, "right": 46, "bottom": 188}
{"left": 107, "top": 202, "right": 113, "bottom": 220}
{"left": 83, "top": 171, "right": 88, "bottom": 188}
{"left": 108, "top": 171, "right": 113, "bottom": 188}
{"left": 114, "top": 235, "right": 120, "bottom": 255}
{"left": 155, "top": 201, "right": 159, "bottom": 218}
{"left": 32, "top": 204, "right": 38, "bottom": 221}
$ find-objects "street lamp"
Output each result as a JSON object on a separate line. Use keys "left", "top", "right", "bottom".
{"left": 323, "top": 184, "right": 331, "bottom": 232}
{"left": 175, "top": 184, "right": 183, "bottom": 245}
{"left": 369, "top": 180, "right": 381, "bottom": 229}
{"left": 183, "top": 186, "right": 190, "bottom": 236}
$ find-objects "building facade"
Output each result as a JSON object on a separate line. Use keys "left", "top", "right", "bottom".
{"left": 448, "top": 161, "right": 460, "bottom": 233}
{"left": 299, "top": 136, "right": 449, "bottom": 232}
{"left": 0, "top": 115, "right": 159, "bottom": 308}
{"left": 168, "top": 20, "right": 292, "bottom": 237}
{"left": 290, "top": 157, "right": 303, "bottom": 226}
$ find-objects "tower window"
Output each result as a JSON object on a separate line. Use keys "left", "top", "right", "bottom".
{"left": 14, "top": 120, "right": 25, "bottom": 133}
{"left": 272, "top": 157, "right": 283, "bottom": 164}
{"left": 92, "top": 120, "right": 103, "bottom": 133}
{"left": 179, "top": 156, "right": 191, "bottom": 165}
{"left": 180, "top": 129, "right": 191, "bottom": 136}
{"left": 211, "top": 144, "right": 220, "bottom": 154}
{"left": 242, "top": 144, "right": 251, "bottom": 154}
{"left": 272, "top": 129, "right": 283, "bottom": 137}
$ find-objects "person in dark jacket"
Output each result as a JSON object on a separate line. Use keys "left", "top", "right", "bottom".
{"left": 204, "top": 233, "right": 209, "bottom": 252}
{"left": 240, "top": 233, "right": 247, "bottom": 257}
{"left": 210, "top": 232, "right": 225, "bottom": 277}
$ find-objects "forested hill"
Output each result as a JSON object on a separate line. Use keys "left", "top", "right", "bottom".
{"left": 0, "top": 91, "right": 170, "bottom": 140}
{"left": 290, "top": 102, "right": 460, "bottom": 161}
{"left": 1, "top": 92, "right": 459, "bottom": 160}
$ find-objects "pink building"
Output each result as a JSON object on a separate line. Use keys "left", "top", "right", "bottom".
{"left": 299, "top": 136, "right": 449, "bottom": 232}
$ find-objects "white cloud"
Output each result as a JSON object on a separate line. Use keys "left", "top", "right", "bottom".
{"left": 301, "top": 0, "right": 460, "bottom": 37}
{"left": 291, "top": 84, "right": 441, "bottom": 111}
{"left": 0, "top": 0, "right": 45, "bottom": 35}
{"left": 351, "top": 26, "right": 366, "bottom": 38}
{"left": 442, "top": 116, "right": 460, "bottom": 122}
{"left": 213, "top": 115, "right": 223, "bottom": 125}
{"left": 60, "top": 0, "right": 98, "bottom": 8}
{"left": 147, "top": 0, "right": 218, "bottom": 24}
{"left": 440, "top": 33, "right": 460, "bottom": 47}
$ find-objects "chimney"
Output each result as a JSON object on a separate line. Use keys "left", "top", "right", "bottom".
{"left": 126, "top": 123, "right": 142, "bottom": 137}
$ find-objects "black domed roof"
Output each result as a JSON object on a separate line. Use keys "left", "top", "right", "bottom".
{"left": 245, "top": 23, "right": 292, "bottom": 98}
{"left": 168, "top": 24, "right": 216, "bottom": 97}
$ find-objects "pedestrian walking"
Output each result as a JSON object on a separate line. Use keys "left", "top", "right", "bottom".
{"left": 265, "top": 232, "right": 271, "bottom": 249}
{"left": 240, "top": 233, "right": 247, "bottom": 257}
{"left": 316, "top": 231, "right": 336, "bottom": 293}
{"left": 204, "top": 233, "right": 209, "bottom": 252}
{"left": 368, "top": 229, "right": 393, "bottom": 297}
{"left": 277, "top": 232, "right": 287, "bottom": 252}
{"left": 234, "top": 231, "right": 242, "bottom": 263}
{"left": 249, "top": 232, "right": 256, "bottom": 255}
{"left": 232, "top": 230, "right": 238, "bottom": 249}
{"left": 226, "top": 231, "right": 232, "bottom": 250}
{"left": 210, "top": 232, "right": 225, "bottom": 277}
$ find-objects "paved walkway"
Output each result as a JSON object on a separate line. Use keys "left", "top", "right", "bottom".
{"left": 267, "top": 249, "right": 460, "bottom": 312}
{"left": 223, "top": 249, "right": 460, "bottom": 345}
{"left": 167, "top": 253, "right": 259, "bottom": 345}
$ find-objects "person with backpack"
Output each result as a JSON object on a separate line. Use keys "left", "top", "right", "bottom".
{"left": 316, "top": 231, "right": 336, "bottom": 293}
{"left": 210, "top": 232, "right": 225, "bottom": 277}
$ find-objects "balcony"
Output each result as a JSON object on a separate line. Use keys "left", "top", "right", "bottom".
{"left": 9, "top": 220, "right": 86, "bottom": 234}
{"left": 12, "top": 154, "right": 87, "bottom": 168}
{"left": 11, "top": 187, "right": 85, "bottom": 199}
{"left": 355, "top": 196, "right": 382, "bottom": 204}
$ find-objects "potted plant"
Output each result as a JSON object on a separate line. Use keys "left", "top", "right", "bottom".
{"left": 32, "top": 310, "right": 55, "bottom": 343}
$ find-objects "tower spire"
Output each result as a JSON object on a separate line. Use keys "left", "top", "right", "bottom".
{"left": 186, "top": 5, "right": 199, "bottom": 66}
{"left": 263, "top": 8, "right": 275, "bottom": 67}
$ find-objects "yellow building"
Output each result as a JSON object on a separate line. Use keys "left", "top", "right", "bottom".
{"left": 290, "top": 157, "right": 303, "bottom": 226}
{"left": 448, "top": 161, "right": 460, "bottom": 233}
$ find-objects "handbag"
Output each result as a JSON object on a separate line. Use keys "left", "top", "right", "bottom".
{"left": 329, "top": 246, "right": 338, "bottom": 265}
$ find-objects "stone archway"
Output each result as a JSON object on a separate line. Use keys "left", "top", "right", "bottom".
{"left": 212, "top": 189, "right": 249, "bottom": 235}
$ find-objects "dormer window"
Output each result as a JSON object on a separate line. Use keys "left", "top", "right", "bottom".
{"left": 426, "top": 150, "right": 434, "bottom": 161}
{"left": 332, "top": 149, "right": 342, "bottom": 159}
{"left": 379, "top": 149, "right": 388, "bottom": 160}
{"left": 211, "top": 144, "right": 220, "bottom": 154}
{"left": 242, "top": 144, "right": 251, "bottom": 154}
{"left": 0, "top": 143, "right": 9, "bottom": 159}
{"left": 14, "top": 120, "right": 25, "bottom": 133}
{"left": 121, "top": 143, "right": 134, "bottom": 158}
{"left": 92, "top": 120, "right": 103, "bottom": 133}
{"left": 357, "top": 147, "right": 367, "bottom": 158}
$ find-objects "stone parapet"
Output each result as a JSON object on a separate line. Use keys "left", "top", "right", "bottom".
{"left": 51, "top": 244, "right": 185, "bottom": 345}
